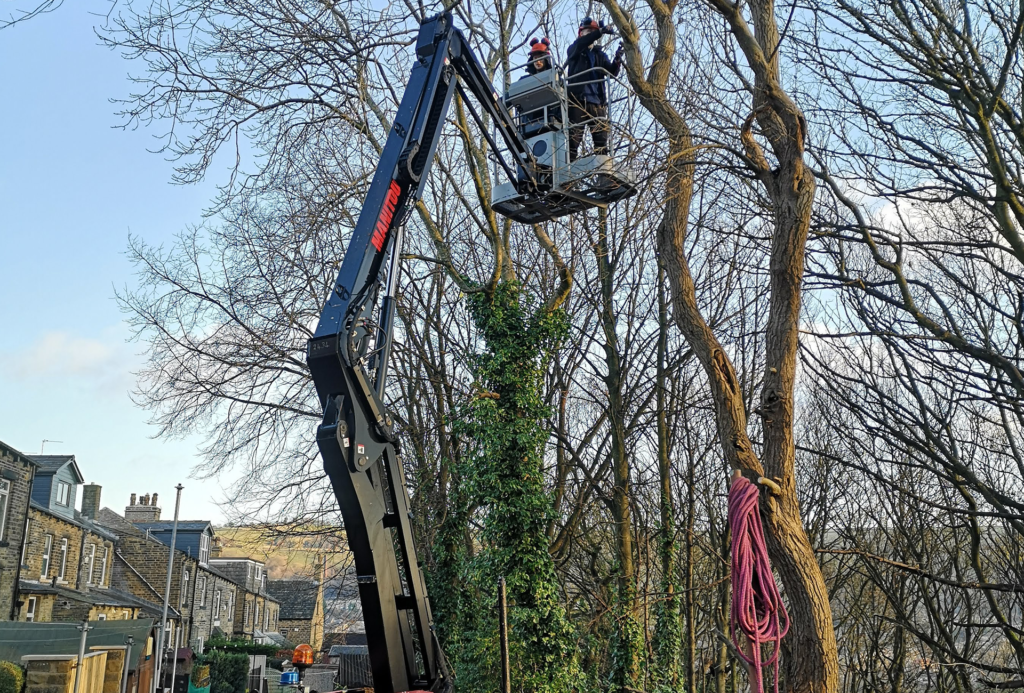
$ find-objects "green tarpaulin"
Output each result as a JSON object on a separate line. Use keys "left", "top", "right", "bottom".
{"left": 0, "top": 619, "right": 155, "bottom": 670}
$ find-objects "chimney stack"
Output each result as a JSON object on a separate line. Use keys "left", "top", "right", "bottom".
{"left": 211, "top": 537, "right": 223, "bottom": 558}
{"left": 125, "top": 491, "right": 162, "bottom": 523}
{"left": 314, "top": 554, "right": 326, "bottom": 585}
{"left": 81, "top": 484, "right": 102, "bottom": 520}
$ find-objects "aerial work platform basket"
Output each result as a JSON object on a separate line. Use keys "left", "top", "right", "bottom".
{"left": 491, "top": 64, "right": 636, "bottom": 223}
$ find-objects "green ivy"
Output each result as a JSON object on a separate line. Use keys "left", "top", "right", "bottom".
{"left": 609, "top": 576, "right": 646, "bottom": 692}
{"left": 428, "top": 469, "right": 474, "bottom": 658}
{"left": 651, "top": 524, "right": 682, "bottom": 692}
{"left": 204, "top": 636, "right": 279, "bottom": 657}
{"left": 434, "top": 281, "right": 579, "bottom": 693}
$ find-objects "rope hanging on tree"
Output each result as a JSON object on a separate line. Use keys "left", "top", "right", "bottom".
{"left": 729, "top": 473, "right": 790, "bottom": 693}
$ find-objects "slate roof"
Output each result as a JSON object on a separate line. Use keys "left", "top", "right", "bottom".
{"left": 29, "top": 501, "right": 119, "bottom": 541}
{"left": 203, "top": 564, "right": 234, "bottom": 582}
{"left": 0, "top": 440, "right": 38, "bottom": 465}
{"left": 27, "top": 454, "right": 83, "bottom": 481}
{"left": 133, "top": 521, "right": 213, "bottom": 533}
{"left": 267, "top": 579, "right": 319, "bottom": 620}
{"left": 322, "top": 632, "right": 366, "bottom": 650}
{"left": 18, "top": 580, "right": 178, "bottom": 617}
{"left": 95, "top": 507, "right": 139, "bottom": 534}
{"left": 264, "top": 631, "right": 295, "bottom": 649}
{"left": 100, "top": 587, "right": 178, "bottom": 617}
{"left": 329, "top": 645, "right": 368, "bottom": 656}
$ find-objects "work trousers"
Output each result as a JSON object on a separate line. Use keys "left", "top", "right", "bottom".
{"left": 568, "top": 100, "right": 610, "bottom": 161}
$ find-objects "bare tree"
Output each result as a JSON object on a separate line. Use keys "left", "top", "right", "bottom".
{"left": 789, "top": 0, "right": 1024, "bottom": 687}
{"left": 596, "top": 0, "right": 839, "bottom": 688}
{"left": 2, "top": 0, "right": 63, "bottom": 29}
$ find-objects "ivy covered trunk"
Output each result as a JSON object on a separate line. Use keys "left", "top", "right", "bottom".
{"left": 652, "top": 263, "right": 681, "bottom": 692}
{"left": 433, "top": 281, "right": 578, "bottom": 693}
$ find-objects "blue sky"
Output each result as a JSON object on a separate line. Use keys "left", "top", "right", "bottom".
{"left": 0, "top": 2, "right": 235, "bottom": 521}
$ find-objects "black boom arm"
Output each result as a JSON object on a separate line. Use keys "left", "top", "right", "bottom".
{"left": 307, "top": 13, "right": 536, "bottom": 693}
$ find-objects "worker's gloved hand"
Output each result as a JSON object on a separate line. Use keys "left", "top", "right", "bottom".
{"left": 614, "top": 43, "right": 624, "bottom": 61}
{"left": 601, "top": 22, "right": 616, "bottom": 35}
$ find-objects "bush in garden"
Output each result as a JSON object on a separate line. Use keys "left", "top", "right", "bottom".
{"left": 197, "top": 650, "right": 248, "bottom": 693}
{"left": 0, "top": 661, "right": 24, "bottom": 693}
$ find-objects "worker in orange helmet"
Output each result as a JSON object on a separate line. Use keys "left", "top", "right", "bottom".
{"left": 525, "top": 37, "right": 552, "bottom": 74}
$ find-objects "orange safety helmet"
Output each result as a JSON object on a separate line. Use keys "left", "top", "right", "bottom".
{"left": 528, "top": 36, "right": 551, "bottom": 59}
{"left": 578, "top": 17, "right": 600, "bottom": 35}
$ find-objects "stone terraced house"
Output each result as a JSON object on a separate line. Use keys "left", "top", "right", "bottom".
{"left": 95, "top": 497, "right": 240, "bottom": 654}
{"left": 16, "top": 457, "right": 162, "bottom": 622}
{"left": 207, "top": 556, "right": 281, "bottom": 644}
{"left": 0, "top": 441, "right": 36, "bottom": 620}
{"left": 0, "top": 443, "right": 303, "bottom": 665}
{"left": 268, "top": 568, "right": 325, "bottom": 652}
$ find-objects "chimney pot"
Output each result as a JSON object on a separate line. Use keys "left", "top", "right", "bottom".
{"left": 125, "top": 490, "right": 162, "bottom": 523}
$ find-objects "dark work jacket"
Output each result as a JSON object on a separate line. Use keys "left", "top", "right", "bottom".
{"left": 566, "top": 31, "right": 620, "bottom": 105}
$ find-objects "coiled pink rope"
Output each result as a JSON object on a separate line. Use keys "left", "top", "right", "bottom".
{"left": 729, "top": 474, "right": 789, "bottom": 693}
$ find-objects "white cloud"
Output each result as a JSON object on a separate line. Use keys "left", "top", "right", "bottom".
{"left": 0, "top": 329, "right": 143, "bottom": 403}
{"left": 4, "top": 331, "right": 118, "bottom": 379}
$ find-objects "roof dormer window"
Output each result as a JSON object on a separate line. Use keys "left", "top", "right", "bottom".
{"left": 199, "top": 532, "right": 210, "bottom": 565}
{"left": 56, "top": 481, "right": 71, "bottom": 507}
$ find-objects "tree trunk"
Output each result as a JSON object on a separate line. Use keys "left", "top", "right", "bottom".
{"left": 597, "top": 0, "right": 839, "bottom": 686}
{"left": 654, "top": 261, "right": 682, "bottom": 691}
{"left": 596, "top": 210, "right": 644, "bottom": 691}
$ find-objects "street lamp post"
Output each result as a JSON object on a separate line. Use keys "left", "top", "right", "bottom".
{"left": 73, "top": 619, "right": 92, "bottom": 693}
{"left": 153, "top": 484, "right": 183, "bottom": 693}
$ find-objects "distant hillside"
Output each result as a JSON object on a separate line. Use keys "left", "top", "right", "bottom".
{"left": 213, "top": 525, "right": 352, "bottom": 580}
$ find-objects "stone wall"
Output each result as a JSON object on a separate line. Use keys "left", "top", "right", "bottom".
{"left": 236, "top": 592, "right": 255, "bottom": 638}
{"left": 19, "top": 507, "right": 118, "bottom": 623}
{"left": 87, "top": 605, "right": 139, "bottom": 621}
{"left": 22, "top": 654, "right": 76, "bottom": 693}
{"left": 24, "top": 509, "right": 83, "bottom": 588}
{"left": 257, "top": 596, "right": 279, "bottom": 635}
{"left": 0, "top": 442, "right": 37, "bottom": 620}
{"left": 19, "top": 593, "right": 55, "bottom": 622}
{"left": 189, "top": 571, "right": 236, "bottom": 647}
{"left": 279, "top": 619, "right": 313, "bottom": 648}
{"left": 22, "top": 651, "right": 107, "bottom": 693}
{"left": 114, "top": 532, "right": 196, "bottom": 642}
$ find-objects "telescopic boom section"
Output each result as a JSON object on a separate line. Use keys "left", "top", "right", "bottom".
{"left": 306, "top": 13, "right": 537, "bottom": 693}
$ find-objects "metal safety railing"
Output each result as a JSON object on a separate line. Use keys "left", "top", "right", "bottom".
{"left": 499, "top": 59, "right": 627, "bottom": 161}
{"left": 562, "top": 64, "right": 633, "bottom": 157}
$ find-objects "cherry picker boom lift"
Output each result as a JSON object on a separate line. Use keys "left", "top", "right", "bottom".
{"left": 307, "top": 12, "right": 635, "bottom": 693}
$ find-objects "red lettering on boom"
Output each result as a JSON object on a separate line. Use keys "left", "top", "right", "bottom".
{"left": 371, "top": 181, "right": 402, "bottom": 252}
